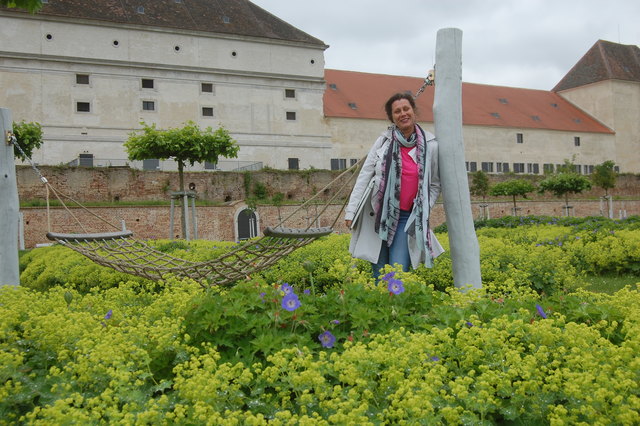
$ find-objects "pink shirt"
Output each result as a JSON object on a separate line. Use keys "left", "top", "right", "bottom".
{"left": 400, "top": 146, "right": 418, "bottom": 211}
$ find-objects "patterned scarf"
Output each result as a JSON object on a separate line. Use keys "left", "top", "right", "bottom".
{"left": 374, "top": 124, "right": 426, "bottom": 246}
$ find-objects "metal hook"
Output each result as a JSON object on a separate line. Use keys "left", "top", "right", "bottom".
{"left": 6, "top": 131, "right": 16, "bottom": 146}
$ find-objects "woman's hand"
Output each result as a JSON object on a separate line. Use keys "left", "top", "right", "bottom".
{"left": 345, "top": 220, "right": 352, "bottom": 228}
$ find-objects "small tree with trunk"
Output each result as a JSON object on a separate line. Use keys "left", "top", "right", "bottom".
{"left": 125, "top": 121, "right": 238, "bottom": 237}
{"left": 591, "top": 160, "right": 617, "bottom": 197}
{"left": 538, "top": 172, "right": 592, "bottom": 215}
{"left": 489, "top": 179, "right": 535, "bottom": 214}
{"left": 470, "top": 170, "right": 490, "bottom": 219}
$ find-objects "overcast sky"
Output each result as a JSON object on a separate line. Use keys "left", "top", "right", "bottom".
{"left": 251, "top": 0, "right": 640, "bottom": 90}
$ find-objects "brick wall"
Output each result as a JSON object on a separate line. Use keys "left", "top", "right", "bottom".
{"left": 16, "top": 166, "right": 640, "bottom": 248}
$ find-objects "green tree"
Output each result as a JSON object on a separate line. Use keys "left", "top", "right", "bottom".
{"left": 125, "top": 121, "right": 238, "bottom": 193}
{"left": 538, "top": 173, "right": 592, "bottom": 210}
{"left": 489, "top": 179, "right": 535, "bottom": 213}
{"left": 470, "top": 170, "right": 490, "bottom": 202}
{"left": 1, "top": 0, "right": 42, "bottom": 13}
{"left": 125, "top": 121, "right": 238, "bottom": 239}
{"left": 12, "top": 121, "right": 43, "bottom": 161}
{"left": 591, "top": 160, "right": 617, "bottom": 197}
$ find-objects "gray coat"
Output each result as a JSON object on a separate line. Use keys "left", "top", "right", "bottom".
{"left": 345, "top": 127, "right": 443, "bottom": 268}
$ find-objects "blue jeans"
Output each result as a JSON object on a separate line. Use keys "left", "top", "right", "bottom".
{"left": 372, "top": 210, "right": 411, "bottom": 280}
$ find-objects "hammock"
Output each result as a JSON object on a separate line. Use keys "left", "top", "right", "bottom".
{"left": 33, "top": 158, "right": 362, "bottom": 287}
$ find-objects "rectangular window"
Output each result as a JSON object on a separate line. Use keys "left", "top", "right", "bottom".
{"left": 286, "top": 111, "right": 296, "bottom": 121}
{"left": 466, "top": 161, "right": 477, "bottom": 172}
{"left": 481, "top": 162, "right": 494, "bottom": 173}
{"left": 574, "top": 164, "right": 582, "bottom": 174}
{"left": 142, "top": 159, "right": 160, "bottom": 170}
{"left": 201, "top": 83, "right": 214, "bottom": 93}
{"left": 574, "top": 136, "right": 581, "bottom": 146}
{"left": 76, "top": 101, "right": 91, "bottom": 112}
{"left": 585, "top": 165, "right": 594, "bottom": 174}
{"left": 78, "top": 153, "right": 93, "bottom": 167}
{"left": 543, "top": 163, "right": 554, "bottom": 173}
{"left": 204, "top": 161, "right": 217, "bottom": 170}
{"left": 350, "top": 158, "right": 359, "bottom": 166}
{"left": 516, "top": 133, "right": 524, "bottom": 144}
{"left": 76, "top": 74, "right": 89, "bottom": 85}
{"left": 142, "top": 101, "right": 155, "bottom": 111}
{"left": 141, "top": 78, "right": 154, "bottom": 89}
{"left": 496, "top": 162, "right": 509, "bottom": 173}
{"left": 285, "top": 89, "right": 296, "bottom": 98}
{"left": 513, "top": 163, "right": 525, "bottom": 173}
{"left": 202, "top": 107, "right": 214, "bottom": 117}
{"left": 330, "top": 158, "right": 347, "bottom": 170}
{"left": 288, "top": 158, "right": 299, "bottom": 170}
{"left": 527, "top": 163, "right": 539, "bottom": 174}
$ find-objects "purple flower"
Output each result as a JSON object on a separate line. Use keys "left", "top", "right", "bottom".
{"left": 318, "top": 331, "right": 336, "bottom": 348}
{"left": 430, "top": 355, "right": 440, "bottom": 362}
{"left": 259, "top": 292, "right": 266, "bottom": 302}
{"left": 303, "top": 289, "right": 311, "bottom": 295}
{"left": 331, "top": 319, "right": 340, "bottom": 325}
{"left": 466, "top": 321, "right": 474, "bottom": 327}
{"left": 280, "top": 283, "right": 294, "bottom": 295}
{"left": 104, "top": 309, "right": 113, "bottom": 320}
{"left": 281, "top": 293, "right": 301, "bottom": 311}
{"left": 536, "top": 304, "right": 548, "bottom": 319}
{"left": 387, "top": 278, "right": 405, "bottom": 295}
{"left": 382, "top": 271, "right": 396, "bottom": 281}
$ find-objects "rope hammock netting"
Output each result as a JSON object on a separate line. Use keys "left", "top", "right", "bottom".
{"left": 16, "top": 70, "right": 434, "bottom": 287}
{"left": 16, "top": 135, "right": 363, "bottom": 287}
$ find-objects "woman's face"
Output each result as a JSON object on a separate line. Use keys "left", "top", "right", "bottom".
{"left": 391, "top": 98, "right": 416, "bottom": 136}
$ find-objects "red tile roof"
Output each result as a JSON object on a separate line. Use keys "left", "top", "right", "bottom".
{"left": 324, "top": 69, "right": 613, "bottom": 134}
{"left": 553, "top": 40, "right": 640, "bottom": 92}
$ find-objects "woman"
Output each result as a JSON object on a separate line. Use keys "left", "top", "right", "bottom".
{"left": 345, "top": 92, "right": 443, "bottom": 279}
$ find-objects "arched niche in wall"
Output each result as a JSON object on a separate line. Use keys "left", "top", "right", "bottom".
{"left": 234, "top": 206, "right": 259, "bottom": 241}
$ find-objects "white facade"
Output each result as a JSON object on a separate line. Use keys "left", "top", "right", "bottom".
{"left": 0, "top": 12, "right": 331, "bottom": 170}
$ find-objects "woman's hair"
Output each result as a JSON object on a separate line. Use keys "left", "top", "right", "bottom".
{"left": 384, "top": 92, "right": 417, "bottom": 122}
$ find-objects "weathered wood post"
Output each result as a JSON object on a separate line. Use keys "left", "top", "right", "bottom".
{"left": 433, "top": 28, "right": 482, "bottom": 290}
{"left": 0, "top": 108, "right": 20, "bottom": 286}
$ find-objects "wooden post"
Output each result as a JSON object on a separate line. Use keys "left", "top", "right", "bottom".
{"left": 433, "top": 28, "right": 482, "bottom": 290}
{"left": 0, "top": 108, "right": 20, "bottom": 286}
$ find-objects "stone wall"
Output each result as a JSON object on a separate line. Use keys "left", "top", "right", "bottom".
{"left": 16, "top": 166, "right": 640, "bottom": 248}
{"left": 21, "top": 199, "right": 640, "bottom": 248}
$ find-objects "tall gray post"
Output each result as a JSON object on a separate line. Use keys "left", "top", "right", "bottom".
{"left": 433, "top": 28, "right": 482, "bottom": 290}
{"left": 0, "top": 108, "right": 20, "bottom": 286}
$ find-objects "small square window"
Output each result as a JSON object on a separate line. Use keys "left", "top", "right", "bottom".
{"left": 285, "top": 89, "right": 296, "bottom": 98}
{"left": 204, "top": 161, "right": 217, "bottom": 170}
{"left": 330, "top": 158, "right": 347, "bottom": 170}
{"left": 516, "top": 133, "right": 524, "bottom": 144}
{"left": 288, "top": 158, "right": 299, "bottom": 170}
{"left": 202, "top": 107, "right": 214, "bottom": 117}
{"left": 465, "top": 161, "right": 477, "bottom": 172}
{"left": 513, "top": 163, "right": 525, "bottom": 173}
{"left": 201, "top": 83, "right": 213, "bottom": 93}
{"left": 286, "top": 111, "right": 296, "bottom": 121}
{"left": 543, "top": 163, "right": 554, "bottom": 173}
{"left": 527, "top": 163, "right": 539, "bottom": 174}
{"left": 142, "top": 101, "right": 155, "bottom": 111}
{"left": 76, "top": 101, "right": 91, "bottom": 112}
{"left": 76, "top": 74, "right": 89, "bottom": 85}
{"left": 141, "top": 78, "right": 154, "bottom": 89}
{"left": 574, "top": 136, "right": 581, "bottom": 147}
{"left": 143, "top": 159, "right": 160, "bottom": 170}
{"left": 481, "top": 162, "right": 494, "bottom": 173}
